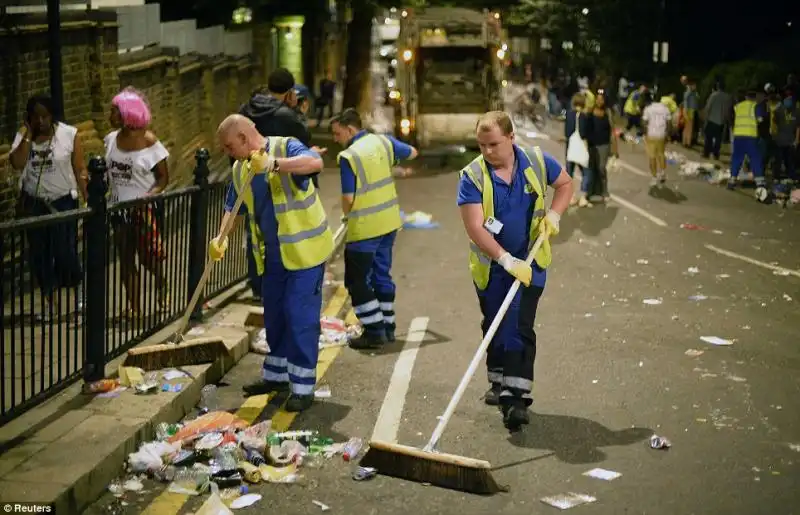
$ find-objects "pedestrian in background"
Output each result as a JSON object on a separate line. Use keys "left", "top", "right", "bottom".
{"left": 105, "top": 87, "right": 170, "bottom": 318}
{"left": 702, "top": 81, "right": 732, "bottom": 160}
{"left": 641, "top": 90, "right": 672, "bottom": 188}
{"left": 315, "top": 70, "right": 336, "bottom": 127}
{"left": 564, "top": 93, "right": 590, "bottom": 206}
{"left": 9, "top": 94, "right": 87, "bottom": 321}
{"left": 587, "top": 92, "right": 618, "bottom": 203}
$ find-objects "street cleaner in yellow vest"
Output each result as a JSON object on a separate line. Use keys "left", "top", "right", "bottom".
{"left": 457, "top": 111, "right": 573, "bottom": 432}
{"left": 212, "top": 114, "right": 334, "bottom": 412}
{"left": 330, "top": 108, "right": 418, "bottom": 349}
{"left": 728, "top": 91, "right": 767, "bottom": 191}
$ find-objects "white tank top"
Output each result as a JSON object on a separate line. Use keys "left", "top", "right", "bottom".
{"left": 104, "top": 130, "right": 169, "bottom": 204}
{"left": 11, "top": 122, "right": 79, "bottom": 201}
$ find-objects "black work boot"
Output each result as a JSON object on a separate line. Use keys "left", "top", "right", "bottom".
{"left": 501, "top": 399, "right": 530, "bottom": 432}
{"left": 349, "top": 331, "right": 388, "bottom": 350}
{"left": 242, "top": 380, "right": 289, "bottom": 396}
{"left": 385, "top": 327, "right": 396, "bottom": 343}
{"left": 285, "top": 393, "right": 314, "bottom": 412}
{"left": 484, "top": 383, "right": 502, "bottom": 406}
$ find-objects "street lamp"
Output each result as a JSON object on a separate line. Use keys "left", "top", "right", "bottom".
{"left": 581, "top": 8, "right": 589, "bottom": 15}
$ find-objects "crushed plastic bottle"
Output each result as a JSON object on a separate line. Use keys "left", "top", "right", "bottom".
{"left": 342, "top": 437, "right": 363, "bottom": 462}
{"left": 155, "top": 422, "right": 181, "bottom": 441}
{"left": 200, "top": 384, "right": 218, "bottom": 412}
{"left": 83, "top": 378, "right": 119, "bottom": 394}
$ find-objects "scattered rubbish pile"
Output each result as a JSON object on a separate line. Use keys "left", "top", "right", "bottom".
{"left": 83, "top": 367, "right": 191, "bottom": 397}
{"left": 320, "top": 315, "right": 362, "bottom": 349}
{"left": 664, "top": 150, "right": 687, "bottom": 166}
{"left": 246, "top": 315, "right": 362, "bottom": 353}
{"left": 678, "top": 160, "right": 731, "bottom": 184}
{"left": 115, "top": 413, "right": 373, "bottom": 511}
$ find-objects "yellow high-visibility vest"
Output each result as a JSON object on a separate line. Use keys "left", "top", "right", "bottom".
{"left": 733, "top": 100, "right": 758, "bottom": 138}
{"left": 337, "top": 133, "right": 403, "bottom": 243}
{"left": 660, "top": 96, "right": 678, "bottom": 114}
{"left": 232, "top": 136, "right": 333, "bottom": 272}
{"left": 624, "top": 92, "right": 640, "bottom": 115}
{"left": 459, "top": 146, "right": 552, "bottom": 291}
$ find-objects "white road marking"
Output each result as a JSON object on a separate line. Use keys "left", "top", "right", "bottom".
{"left": 609, "top": 194, "right": 669, "bottom": 227}
{"left": 617, "top": 160, "right": 651, "bottom": 178}
{"left": 704, "top": 244, "right": 800, "bottom": 278}
{"left": 370, "top": 316, "right": 429, "bottom": 443}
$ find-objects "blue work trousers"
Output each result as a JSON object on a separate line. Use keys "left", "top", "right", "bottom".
{"left": 344, "top": 230, "right": 397, "bottom": 337}
{"left": 261, "top": 261, "right": 325, "bottom": 396}
{"left": 477, "top": 267, "right": 544, "bottom": 406}
{"left": 730, "top": 136, "right": 764, "bottom": 179}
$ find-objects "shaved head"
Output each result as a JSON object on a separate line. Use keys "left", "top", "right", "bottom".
{"left": 217, "top": 114, "right": 263, "bottom": 160}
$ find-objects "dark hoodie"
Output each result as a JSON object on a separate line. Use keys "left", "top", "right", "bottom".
{"left": 239, "top": 93, "right": 311, "bottom": 146}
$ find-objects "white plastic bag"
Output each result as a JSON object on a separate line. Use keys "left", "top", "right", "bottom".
{"left": 195, "top": 482, "right": 234, "bottom": 515}
{"left": 566, "top": 113, "right": 589, "bottom": 167}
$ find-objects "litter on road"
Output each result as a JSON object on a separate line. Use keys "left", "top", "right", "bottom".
{"left": 116, "top": 409, "right": 368, "bottom": 510}
{"left": 582, "top": 468, "right": 622, "bottom": 481}
{"left": 700, "top": 336, "right": 734, "bottom": 346}
{"left": 540, "top": 492, "right": 598, "bottom": 510}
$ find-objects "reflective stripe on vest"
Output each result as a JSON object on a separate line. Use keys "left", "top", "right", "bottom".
{"left": 232, "top": 136, "right": 334, "bottom": 271}
{"left": 733, "top": 100, "right": 758, "bottom": 138}
{"left": 338, "top": 133, "right": 403, "bottom": 242}
{"left": 461, "top": 145, "right": 553, "bottom": 291}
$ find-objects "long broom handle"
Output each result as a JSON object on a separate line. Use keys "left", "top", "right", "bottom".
{"left": 423, "top": 232, "right": 547, "bottom": 452}
{"left": 172, "top": 160, "right": 261, "bottom": 341}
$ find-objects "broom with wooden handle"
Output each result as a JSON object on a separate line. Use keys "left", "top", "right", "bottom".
{"left": 359, "top": 232, "right": 547, "bottom": 494}
{"left": 123, "top": 156, "right": 264, "bottom": 371}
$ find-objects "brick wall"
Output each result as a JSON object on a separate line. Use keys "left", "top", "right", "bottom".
{"left": 0, "top": 11, "right": 267, "bottom": 222}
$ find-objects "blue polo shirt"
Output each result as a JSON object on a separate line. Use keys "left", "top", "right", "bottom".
{"left": 456, "top": 145, "right": 563, "bottom": 287}
{"left": 341, "top": 130, "right": 414, "bottom": 252}
{"left": 225, "top": 138, "right": 320, "bottom": 266}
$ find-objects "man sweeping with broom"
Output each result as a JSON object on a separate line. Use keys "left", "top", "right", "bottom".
{"left": 456, "top": 111, "right": 572, "bottom": 431}
{"left": 211, "top": 114, "right": 334, "bottom": 412}
{"left": 356, "top": 112, "right": 572, "bottom": 491}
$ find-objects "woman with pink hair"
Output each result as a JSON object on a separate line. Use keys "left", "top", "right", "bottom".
{"left": 104, "top": 87, "right": 170, "bottom": 318}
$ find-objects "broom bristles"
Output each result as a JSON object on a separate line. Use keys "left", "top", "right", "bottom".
{"left": 359, "top": 440, "right": 506, "bottom": 495}
{"left": 123, "top": 338, "right": 229, "bottom": 371}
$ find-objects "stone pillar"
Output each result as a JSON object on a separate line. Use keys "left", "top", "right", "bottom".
{"left": 274, "top": 15, "right": 305, "bottom": 84}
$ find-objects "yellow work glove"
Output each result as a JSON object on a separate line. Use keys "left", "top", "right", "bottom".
{"left": 497, "top": 252, "right": 532, "bottom": 287}
{"left": 249, "top": 150, "right": 276, "bottom": 174}
{"left": 208, "top": 236, "right": 229, "bottom": 262}
{"left": 540, "top": 210, "right": 561, "bottom": 239}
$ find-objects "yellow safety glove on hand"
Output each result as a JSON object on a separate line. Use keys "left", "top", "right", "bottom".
{"left": 249, "top": 150, "right": 276, "bottom": 174}
{"left": 497, "top": 252, "right": 532, "bottom": 287}
{"left": 541, "top": 210, "right": 561, "bottom": 239}
{"left": 208, "top": 236, "right": 229, "bottom": 262}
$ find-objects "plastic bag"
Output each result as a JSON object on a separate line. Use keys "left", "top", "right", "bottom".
{"left": 566, "top": 115, "right": 589, "bottom": 167}
{"left": 195, "top": 482, "right": 234, "bottom": 515}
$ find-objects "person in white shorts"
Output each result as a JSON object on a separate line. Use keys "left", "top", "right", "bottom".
{"left": 641, "top": 91, "right": 672, "bottom": 187}
{"left": 104, "top": 88, "right": 170, "bottom": 318}
{"left": 9, "top": 94, "right": 87, "bottom": 321}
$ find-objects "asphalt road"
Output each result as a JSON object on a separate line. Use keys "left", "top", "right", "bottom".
{"left": 87, "top": 117, "right": 800, "bottom": 515}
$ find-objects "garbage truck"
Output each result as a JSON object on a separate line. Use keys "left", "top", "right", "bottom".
{"left": 393, "top": 6, "right": 506, "bottom": 149}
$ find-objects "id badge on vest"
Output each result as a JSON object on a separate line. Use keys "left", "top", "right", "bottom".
{"left": 484, "top": 216, "right": 503, "bottom": 235}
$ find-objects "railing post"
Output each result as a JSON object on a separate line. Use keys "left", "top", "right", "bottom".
{"left": 188, "top": 148, "right": 210, "bottom": 322}
{"left": 84, "top": 156, "right": 108, "bottom": 382}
